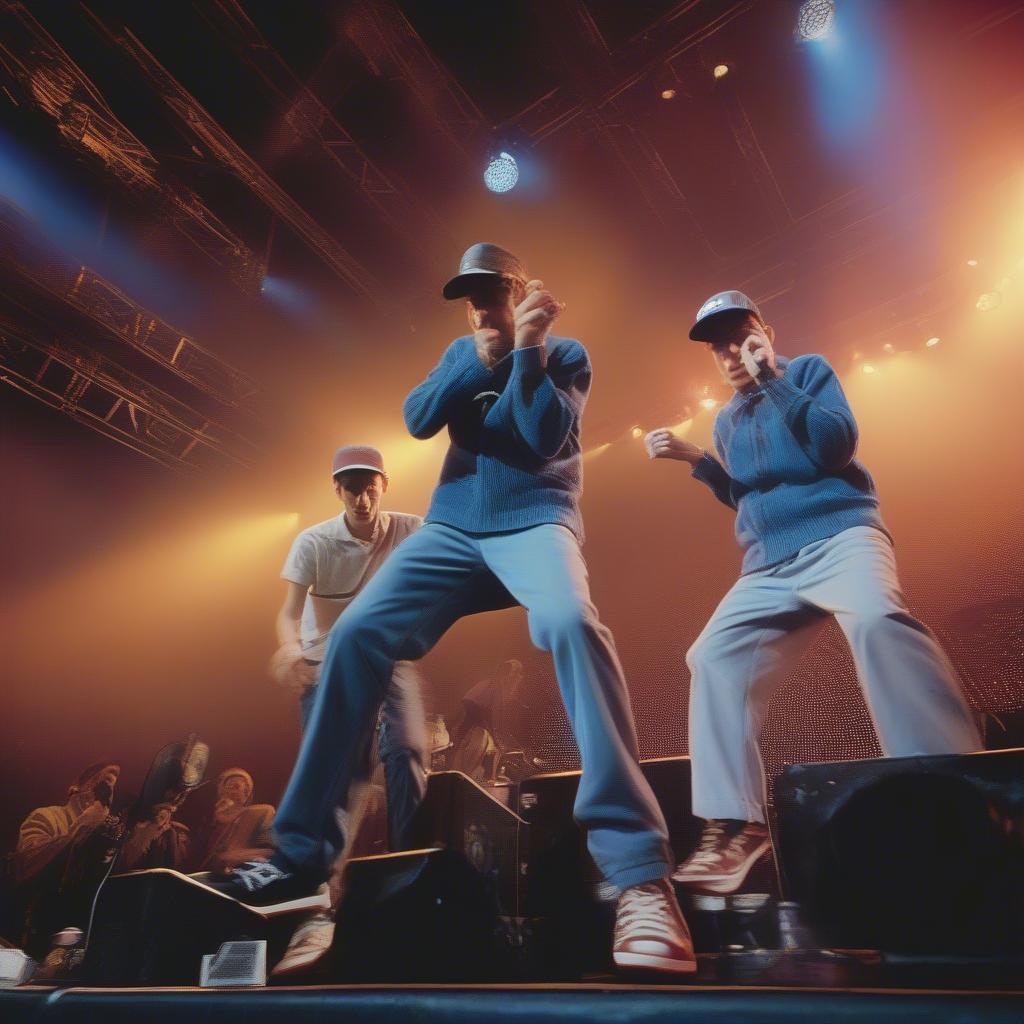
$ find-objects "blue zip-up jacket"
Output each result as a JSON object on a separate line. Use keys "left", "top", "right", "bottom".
{"left": 403, "top": 335, "right": 589, "bottom": 540}
{"left": 692, "top": 353, "right": 890, "bottom": 573}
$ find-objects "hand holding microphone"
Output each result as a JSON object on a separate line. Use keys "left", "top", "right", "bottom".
{"left": 739, "top": 332, "right": 777, "bottom": 382}
{"left": 514, "top": 279, "right": 565, "bottom": 350}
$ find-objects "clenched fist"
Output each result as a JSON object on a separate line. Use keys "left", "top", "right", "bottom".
{"left": 514, "top": 279, "right": 565, "bottom": 350}
{"left": 644, "top": 428, "right": 704, "bottom": 465}
{"left": 739, "top": 331, "right": 778, "bottom": 381}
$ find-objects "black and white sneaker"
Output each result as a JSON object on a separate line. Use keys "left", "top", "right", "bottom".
{"left": 207, "top": 860, "right": 330, "bottom": 916}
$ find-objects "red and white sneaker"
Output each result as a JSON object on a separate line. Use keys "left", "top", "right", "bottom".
{"left": 671, "top": 820, "right": 771, "bottom": 894}
{"left": 612, "top": 877, "right": 697, "bottom": 974}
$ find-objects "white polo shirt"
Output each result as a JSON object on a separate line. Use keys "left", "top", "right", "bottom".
{"left": 281, "top": 511, "right": 422, "bottom": 667}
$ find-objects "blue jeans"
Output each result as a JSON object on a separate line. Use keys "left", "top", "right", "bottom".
{"left": 274, "top": 523, "right": 671, "bottom": 892}
{"left": 299, "top": 660, "right": 427, "bottom": 853}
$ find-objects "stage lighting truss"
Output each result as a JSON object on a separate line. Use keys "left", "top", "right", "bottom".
{"left": 484, "top": 152, "right": 519, "bottom": 194}
{"left": 796, "top": 0, "right": 836, "bottom": 42}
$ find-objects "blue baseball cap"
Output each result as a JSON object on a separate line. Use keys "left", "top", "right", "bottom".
{"left": 688, "top": 290, "right": 763, "bottom": 341}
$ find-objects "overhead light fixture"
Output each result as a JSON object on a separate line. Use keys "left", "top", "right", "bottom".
{"left": 484, "top": 151, "right": 518, "bottom": 194}
{"left": 925, "top": 337, "right": 941, "bottom": 348}
{"left": 631, "top": 426, "right": 643, "bottom": 439}
{"left": 713, "top": 64, "right": 730, "bottom": 79}
{"left": 862, "top": 363, "right": 876, "bottom": 374}
{"left": 661, "top": 88, "right": 677, "bottom": 100}
{"left": 882, "top": 343, "right": 895, "bottom": 353}
{"left": 966, "top": 258, "right": 979, "bottom": 267}
{"left": 976, "top": 292, "right": 1001, "bottom": 312}
{"left": 796, "top": 0, "right": 836, "bottom": 41}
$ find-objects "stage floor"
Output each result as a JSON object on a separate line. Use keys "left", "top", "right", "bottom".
{"left": 5, "top": 982, "right": 1024, "bottom": 1024}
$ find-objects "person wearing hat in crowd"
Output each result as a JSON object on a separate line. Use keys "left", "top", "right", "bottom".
{"left": 644, "top": 290, "right": 983, "bottom": 896}
{"left": 14, "top": 763, "right": 122, "bottom": 888}
{"left": 214, "top": 243, "right": 696, "bottom": 975}
{"left": 13, "top": 762, "right": 123, "bottom": 955}
{"left": 267, "top": 444, "right": 428, "bottom": 975}
{"left": 193, "top": 769, "right": 275, "bottom": 875}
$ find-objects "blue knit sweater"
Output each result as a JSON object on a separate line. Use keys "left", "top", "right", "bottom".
{"left": 692, "top": 354, "right": 890, "bottom": 574}
{"left": 404, "top": 335, "right": 589, "bottom": 539}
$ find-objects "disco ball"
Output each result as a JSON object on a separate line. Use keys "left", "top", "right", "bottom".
{"left": 796, "top": 0, "right": 836, "bottom": 41}
{"left": 484, "top": 151, "right": 519, "bottom": 193}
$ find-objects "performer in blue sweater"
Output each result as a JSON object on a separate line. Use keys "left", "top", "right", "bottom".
{"left": 217, "top": 243, "right": 695, "bottom": 974}
{"left": 645, "top": 290, "right": 982, "bottom": 896}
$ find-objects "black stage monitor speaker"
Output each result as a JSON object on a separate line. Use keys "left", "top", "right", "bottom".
{"left": 84, "top": 869, "right": 279, "bottom": 986}
{"left": 329, "top": 848, "right": 505, "bottom": 982}
{"left": 773, "top": 749, "right": 1024, "bottom": 954}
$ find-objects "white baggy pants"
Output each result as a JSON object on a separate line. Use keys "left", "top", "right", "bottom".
{"left": 687, "top": 526, "right": 982, "bottom": 823}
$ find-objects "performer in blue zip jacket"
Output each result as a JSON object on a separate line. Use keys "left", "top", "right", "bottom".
{"left": 218, "top": 243, "right": 695, "bottom": 974}
{"left": 645, "top": 289, "right": 982, "bottom": 896}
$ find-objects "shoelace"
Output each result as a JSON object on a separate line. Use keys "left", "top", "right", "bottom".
{"left": 616, "top": 883, "right": 679, "bottom": 942}
{"left": 684, "top": 821, "right": 729, "bottom": 868}
{"left": 723, "top": 829, "right": 762, "bottom": 856}
{"left": 235, "top": 860, "right": 287, "bottom": 893}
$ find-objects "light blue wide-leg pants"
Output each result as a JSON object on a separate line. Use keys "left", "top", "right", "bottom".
{"left": 687, "top": 526, "right": 983, "bottom": 824}
{"left": 274, "top": 522, "right": 671, "bottom": 891}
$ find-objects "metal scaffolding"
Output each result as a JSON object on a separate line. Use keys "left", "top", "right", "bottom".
{"left": 0, "top": 1, "right": 262, "bottom": 291}
{"left": 0, "top": 198, "right": 260, "bottom": 414}
{"left": 195, "top": 0, "right": 450, "bottom": 255}
{"left": 0, "top": 314, "right": 257, "bottom": 473}
{"left": 342, "top": 0, "right": 489, "bottom": 162}
{"left": 83, "top": 5, "right": 387, "bottom": 309}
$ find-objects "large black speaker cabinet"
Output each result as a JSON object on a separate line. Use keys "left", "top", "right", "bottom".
{"left": 405, "top": 770, "right": 527, "bottom": 918}
{"left": 515, "top": 756, "right": 714, "bottom": 975}
{"left": 773, "top": 749, "right": 1024, "bottom": 954}
{"left": 517, "top": 756, "right": 705, "bottom": 895}
{"left": 84, "top": 869, "right": 280, "bottom": 986}
{"left": 329, "top": 848, "right": 506, "bottom": 982}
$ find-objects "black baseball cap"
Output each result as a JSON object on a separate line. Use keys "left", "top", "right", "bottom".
{"left": 688, "top": 290, "right": 764, "bottom": 341}
{"left": 442, "top": 242, "right": 528, "bottom": 300}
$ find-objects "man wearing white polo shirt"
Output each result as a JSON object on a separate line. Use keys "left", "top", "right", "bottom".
{"left": 268, "top": 444, "right": 427, "bottom": 974}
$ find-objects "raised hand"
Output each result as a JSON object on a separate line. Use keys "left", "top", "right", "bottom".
{"left": 73, "top": 800, "right": 109, "bottom": 835}
{"left": 514, "top": 279, "right": 565, "bottom": 350}
{"left": 644, "top": 428, "right": 704, "bottom": 464}
{"left": 739, "top": 332, "right": 777, "bottom": 380}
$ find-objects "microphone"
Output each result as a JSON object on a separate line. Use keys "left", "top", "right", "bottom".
{"left": 740, "top": 335, "right": 770, "bottom": 381}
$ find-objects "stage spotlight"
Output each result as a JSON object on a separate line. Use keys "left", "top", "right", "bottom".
{"left": 260, "top": 274, "right": 318, "bottom": 320}
{"left": 484, "top": 151, "right": 518, "bottom": 194}
{"left": 661, "top": 88, "right": 677, "bottom": 100}
{"left": 631, "top": 426, "right": 643, "bottom": 439}
{"left": 713, "top": 64, "right": 730, "bottom": 80}
{"left": 976, "top": 292, "right": 1001, "bottom": 312}
{"left": 796, "top": 0, "right": 836, "bottom": 41}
